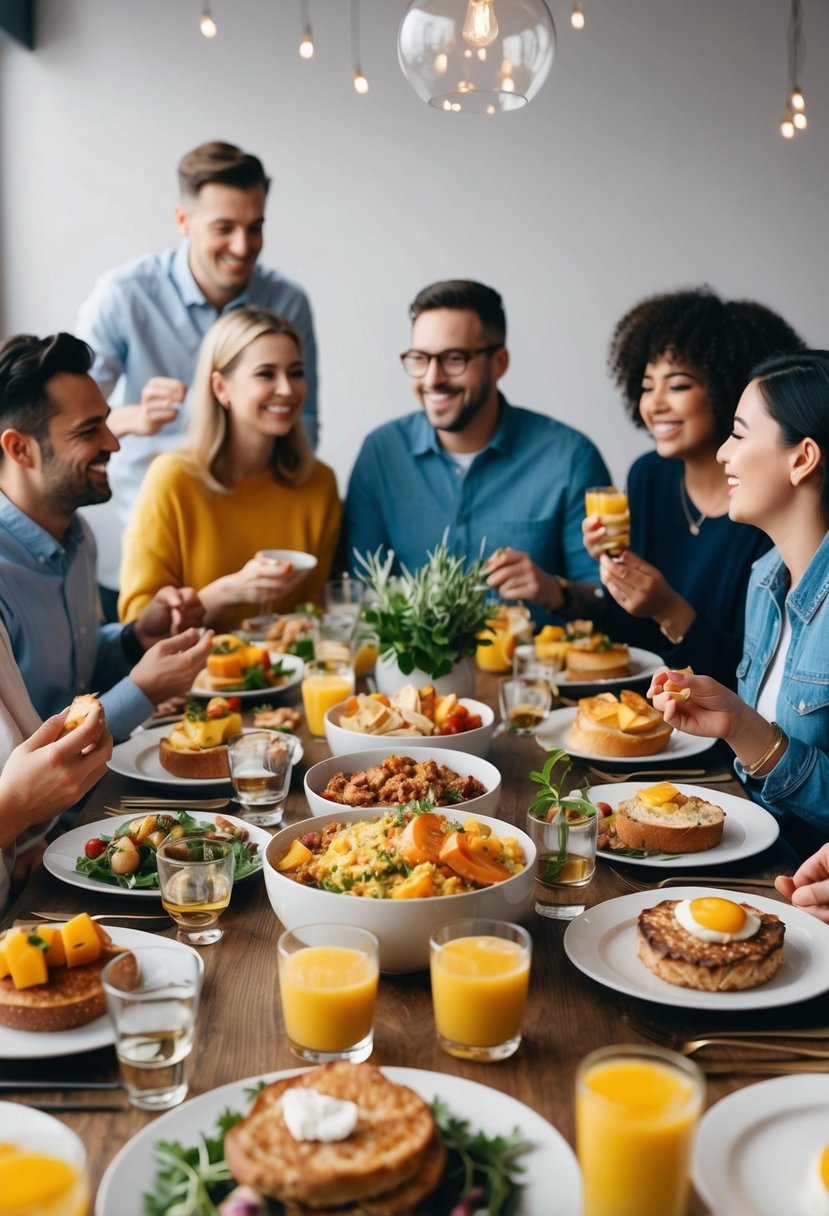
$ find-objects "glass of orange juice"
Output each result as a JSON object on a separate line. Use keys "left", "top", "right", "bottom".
{"left": 0, "top": 1101, "right": 90, "bottom": 1216}
{"left": 576, "top": 1043, "right": 705, "bottom": 1216}
{"left": 301, "top": 659, "right": 356, "bottom": 737}
{"left": 429, "top": 919, "right": 531, "bottom": 1062}
{"left": 278, "top": 924, "right": 379, "bottom": 1063}
{"left": 584, "top": 486, "right": 630, "bottom": 556}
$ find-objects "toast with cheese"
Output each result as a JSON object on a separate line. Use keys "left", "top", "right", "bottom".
{"left": 615, "top": 784, "right": 725, "bottom": 853}
{"left": 569, "top": 690, "right": 672, "bottom": 757}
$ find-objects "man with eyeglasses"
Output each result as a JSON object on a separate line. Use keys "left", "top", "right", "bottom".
{"left": 342, "top": 280, "right": 610, "bottom": 618}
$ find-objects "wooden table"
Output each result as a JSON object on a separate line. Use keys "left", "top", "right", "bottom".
{"left": 1, "top": 673, "right": 813, "bottom": 1215}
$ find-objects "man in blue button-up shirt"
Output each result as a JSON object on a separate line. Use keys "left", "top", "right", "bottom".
{"left": 76, "top": 141, "right": 318, "bottom": 536}
{"left": 0, "top": 333, "right": 213, "bottom": 742}
{"left": 343, "top": 280, "right": 610, "bottom": 622}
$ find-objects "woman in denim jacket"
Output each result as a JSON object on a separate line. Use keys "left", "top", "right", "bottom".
{"left": 649, "top": 350, "right": 829, "bottom": 861}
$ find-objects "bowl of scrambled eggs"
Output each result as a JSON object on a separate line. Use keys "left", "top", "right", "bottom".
{"left": 264, "top": 807, "right": 535, "bottom": 972}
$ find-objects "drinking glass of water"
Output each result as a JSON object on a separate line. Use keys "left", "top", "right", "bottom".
{"left": 227, "top": 729, "right": 300, "bottom": 826}
{"left": 156, "top": 836, "right": 235, "bottom": 945}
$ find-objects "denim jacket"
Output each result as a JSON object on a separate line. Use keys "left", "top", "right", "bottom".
{"left": 736, "top": 530, "right": 829, "bottom": 857}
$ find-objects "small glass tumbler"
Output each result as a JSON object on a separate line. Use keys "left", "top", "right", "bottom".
{"left": 324, "top": 577, "right": 364, "bottom": 629}
{"left": 499, "top": 676, "right": 553, "bottom": 734}
{"left": 584, "top": 486, "right": 630, "bottom": 556}
{"left": 429, "top": 919, "right": 531, "bottom": 1062}
{"left": 156, "top": 835, "right": 235, "bottom": 945}
{"left": 227, "top": 729, "right": 300, "bottom": 826}
{"left": 278, "top": 924, "right": 379, "bottom": 1064}
{"left": 101, "top": 945, "right": 203, "bottom": 1111}
{"left": 527, "top": 802, "right": 598, "bottom": 920}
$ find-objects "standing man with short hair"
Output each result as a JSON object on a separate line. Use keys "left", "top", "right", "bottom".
{"left": 343, "top": 280, "right": 611, "bottom": 620}
{"left": 76, "top": 140, "right": 319, "bottom": 539}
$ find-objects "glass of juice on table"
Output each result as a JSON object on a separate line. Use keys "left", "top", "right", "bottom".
{"left": 429, "top": 919, "right": 531, "bottom": 1062}
{"left": 499, "top": 675, "right": 553, "bottom": 734}
{"left": 528, "top": 800, "right": 598, "bottom": 920}
{"left": 576, "top": 1043, "right": 704, "bottom": 1216}
{"left": 0, "top": 1101, "right": 90, "bottom": 1216}
{"left": 278, "top": 925, "right": 379, "bottom": 1063}
{"left": 227, "top": 729, "right": 300, "bottom": 826}
{"left": 156, "top": 836, "right": 235, "bottom": 945}
{"left": 301, "top": 659, "right": 355, "bottom": 737}
{"left": 585, "top": 486, "right": 630, "bottom": 555}
{"left": 101, "top": 945, "right": 203, "bottom": 1111}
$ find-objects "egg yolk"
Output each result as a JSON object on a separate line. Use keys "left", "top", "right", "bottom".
{"left": 689, "top": 897, "right": 747, "bottom": 934}
{"left": 820, "top": 1144, "right": 829, "bottom": 1191}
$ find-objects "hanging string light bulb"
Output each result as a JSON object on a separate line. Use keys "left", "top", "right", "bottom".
{"left": 299, "top": 0, "right": 314, "bottom": 59}
{"left": 780, "top": 109, "right": 795, "bottom": 138}
{"left": 462, "top": 0, "right": 499, "bottom": 47}
{"left": 351, "top": 0, "right": 369, "bottom": 94}
{"left": 570, "top": 4, "right": 585, "bottom": 31}
{"left": 780, "top": 0, "right": 807, "bottom": 139}
{"left": 199, "top": 3, "right": 217, "bottom": 38}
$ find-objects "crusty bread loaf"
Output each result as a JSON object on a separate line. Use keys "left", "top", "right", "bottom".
{"left": 158, "top": 736, "right": 231, "bottom": 779}
{"left": 565, "top": 644, "right": 630, "bottom": 682}
{"left": 224, "top": 1062, "right": 439, "bottom": 1209}
{"left": 0, "top": 938, "right": 128, "bottom": 1033}
{"left": 616, "top": 792, "right": 725, "bottom": 853}
{"left": 636, "top": 900, "right": 785, "bottom": 991}
{"left": 62, "top": 693, "right": 103, "bottom": 734}
{"left": 569, "top": 711, "right": 672, "bottom": 757}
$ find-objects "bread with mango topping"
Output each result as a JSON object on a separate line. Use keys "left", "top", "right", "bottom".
{"left": 616, "top": 783, "right": 725, "bottom": 853}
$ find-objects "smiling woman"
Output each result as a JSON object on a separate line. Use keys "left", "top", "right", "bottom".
{"left": 117, "top": 307, "right": 340, "bottom": 630}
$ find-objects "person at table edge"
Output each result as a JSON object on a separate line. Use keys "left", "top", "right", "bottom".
{"left": 0, "top": 332, "right": 212, "bottom": 743}
{"left": 75, "top": 140, "right": 319, "bottom": 543}
{"left": 342, "top": 279, "right": 610, "bottom": 622}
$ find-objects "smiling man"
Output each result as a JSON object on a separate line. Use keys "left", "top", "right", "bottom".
{"left": 76, "top": 141, "right": 318, "bottom": 541}
{"left": 343, "top": 280, "right": 610, "bottom": 619}
{"left": 0, "top": 333, "right": 212, "bottom": 742}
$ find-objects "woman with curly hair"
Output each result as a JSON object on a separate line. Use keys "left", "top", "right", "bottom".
{"left": 118, "top": 307, "right": 340, "bottom": 629}
{"left": 584, "top": 287, "right": 803, "bottom": 685}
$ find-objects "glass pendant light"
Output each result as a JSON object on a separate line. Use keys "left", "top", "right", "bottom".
{"left": 398, "top": 0, "right": 555, "bottom": 113}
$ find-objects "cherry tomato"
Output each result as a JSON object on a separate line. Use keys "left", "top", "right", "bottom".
{"left": 466, "top": 713, "right": 483, "bottom": 730}
{"left": 225, "top": 696, "right": 242, "bottom": 711}
{"left": 595, "top": 801, "right": 613, "bottom": 818}
{"left": 440, "top": 713, "right": 466, "bottom": 735}
{"left": 84, "top": 838, "right": 107, "bottom": 860}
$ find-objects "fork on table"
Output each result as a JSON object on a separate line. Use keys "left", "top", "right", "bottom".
{"left": 607, "top": 867, "right": 778, "bottom": 894}
{"left": 622, "top": 1013, "right": 829, "bottom": 1060}
{"left": 585, "top": 766, "right": 734, "bottom": 784}
{"left": 21, "top": 910, "right": 169, "bottom": 924}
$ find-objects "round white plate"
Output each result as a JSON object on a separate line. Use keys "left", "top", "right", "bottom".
{"left": 563, "top": 885, "right": 829, "bottom": 1011}
{"left": 692, "top": 1074, "right": 829, "bottom": 1216}
{"left": 590, "top": 782, "right": 779, "bottom": 867}
{"left": 188, "top": 651, "right": 305, "bottom": 699}
{"left": 0, "top": 929, "right": 196, "bottom": 1059}
{"left": 96, "top": 1066, "right": 580, "bottom": 1216}
{"left": 535, "top": 706, "right": 717, "bottom": 762}
{"left": 555, "top": 646, "right": 663, "bottom": 690}
{"left": 42, "top": 812, "right": 270, "bottom": 899}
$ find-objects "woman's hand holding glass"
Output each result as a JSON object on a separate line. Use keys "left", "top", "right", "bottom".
{"left": 200, "top": 553, "right": 308, "bottom": 619}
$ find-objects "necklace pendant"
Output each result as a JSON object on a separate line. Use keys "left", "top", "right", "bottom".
{"left": 689, "top": 522, "right": 700, "bottom": 537}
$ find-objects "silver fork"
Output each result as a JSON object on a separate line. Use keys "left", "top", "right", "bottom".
{"left": 608, "top": 866, "right": 778, "bottom": 893}
{"left": 23, "top": 911, "right": 168, "bottom": 923}
{"left": 110, "top": 797, "right": 230, "bottom": 811}
{"left": 586, "top": 766, "right": 733, "bottom": 784}
{"left": 624, "top": 1014, "right": 829, "bottom": 1059}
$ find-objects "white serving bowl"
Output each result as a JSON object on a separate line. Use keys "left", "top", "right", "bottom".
{"left": 303, "top": 745, "right": 501, "bottom": 819}
{"left": 264, "top": 808, "right": 535, "bottom": 971}
{"left": 324, "top": 698, "right": 495, "bottom": 758}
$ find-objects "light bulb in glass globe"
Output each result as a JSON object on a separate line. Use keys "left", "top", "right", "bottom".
{"left": 780, "top": 110, "right": 795, "bottom": 139}
{"left": 463, "top": 0, "right": 499, "bottom": 47}
{"left": 353, "top": 69, "right": 369, "bottom": 94}
{"left": 570, "top": 4, "right": 585, "bottom": 30}
{"left": 199, "top": 9, "right": 217, "bottom": 38}
{"left": 791, "top": 87, "right": 805, "bottom": 112}
{"left": 299, "top": 30, "right": 314, "bottom": 59}
{"left": 793, "top": 110, "right": 807, "bottom": 130}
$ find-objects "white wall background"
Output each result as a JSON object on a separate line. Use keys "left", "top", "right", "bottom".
{"left": 1, "top": 0, "right": 828, "bottom": 578}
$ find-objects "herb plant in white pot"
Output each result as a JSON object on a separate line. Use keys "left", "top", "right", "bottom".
{"left": 356, "top": 540, "right": 492, "bottom": 697}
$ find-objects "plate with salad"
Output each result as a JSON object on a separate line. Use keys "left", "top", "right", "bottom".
{"left": 96, "top": 1067, "right": 581, "bottom": 1216}
{"left": 42, "top": 810, "right": 268, "bottom": 898}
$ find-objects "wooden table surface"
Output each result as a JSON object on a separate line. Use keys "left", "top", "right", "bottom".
{"left": 1, "top": 672, "right": 815, "bottom": 1216}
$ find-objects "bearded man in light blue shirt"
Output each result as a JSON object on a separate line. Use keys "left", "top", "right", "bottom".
{"left": 343, "top": 280, "right": 610, "bottom": 621}
{"left": 76, "top": 141, "right": 318, "bottom": 537}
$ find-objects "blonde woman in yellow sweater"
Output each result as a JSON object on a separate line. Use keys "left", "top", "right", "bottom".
{"left": 119, "top": 307, "right": 340, "bottom": 630}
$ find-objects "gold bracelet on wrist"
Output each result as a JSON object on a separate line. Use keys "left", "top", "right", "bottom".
{"left": 743, "top": 722, "right": 786, "bottom": 777}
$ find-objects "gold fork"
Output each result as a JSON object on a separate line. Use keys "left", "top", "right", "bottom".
{"left": 608, "top": 866, "right": 778, "bottom": 893}
{"left": 624, "top": 1012, "right": 829, "bottom": 1042}
{"left": 622, "top": 1015, "right": 829, "bottom": 1060}
{"left": 586, "top": 766, "right": 733, "bottom": 784}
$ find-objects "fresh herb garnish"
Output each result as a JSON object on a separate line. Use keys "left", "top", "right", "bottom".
{"left": 528, "top": 748, "right": 596, "bottom": 883}
{"left": 431, "top": 1099, "right": 531, "bottom": 1215}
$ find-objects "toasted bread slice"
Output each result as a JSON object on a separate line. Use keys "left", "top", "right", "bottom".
{"left": 0, "top": 934, "right": 129, "bottom": 1032}
{"left": 283, "top": 1133, "right": 447, "bottom": 1214}
{"left": 62, "top": 693, "right": 103, "bottom": 734}
{"left": 158, "top": 736, "right": 230, "bottom": 779}
{"left": 224, "top": 1062, "right": 436, "bottom": 1208}
{"left": 616, "top": 791, "right": 725, "bottom": 853}
{"left": 636, "top": 900, "right": 785, "bottom": 991}
{"left": 565, "top": 644, "right": 630, "bottom": 682}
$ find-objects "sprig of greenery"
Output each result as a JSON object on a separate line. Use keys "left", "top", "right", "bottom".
{"left": 431, "top": 1099, "right": 531, "bottom": 1215}
{"left": 528, "top": 748, "right": 596, "bottom": 883}
{"left": 355, "top": 534, "right": 491, "bottom": 680}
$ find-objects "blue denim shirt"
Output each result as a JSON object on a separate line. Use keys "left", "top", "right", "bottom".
{"left": 76, "top": 243, "right": 318, "bottom": 529}
{"left": 0, "top": 493, "right": 152, "bottom": 741}
{"left": 343, "top": 397, "right": 609, "bottom": 623}
{"left": 736, "top": 530, "right": 829, "bottom": 857}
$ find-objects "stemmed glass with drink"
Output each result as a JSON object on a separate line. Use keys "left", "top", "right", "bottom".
{"left": 156, "top": 836, "right": 235, "bottom": 945}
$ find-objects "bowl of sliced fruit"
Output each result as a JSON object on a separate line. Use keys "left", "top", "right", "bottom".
{"left": 324, "top": 684, "right": 495, "bottom": 757}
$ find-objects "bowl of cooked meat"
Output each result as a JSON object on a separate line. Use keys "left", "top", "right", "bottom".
{"left": 303, "top": 747, "right": 501, "bottom": 820}
{"left": 263, "top": 805, "right": 535, "bottom": 971}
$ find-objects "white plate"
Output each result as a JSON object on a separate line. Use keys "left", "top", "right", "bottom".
{"left": 188, "top": 651, "right": 305, "bottom": 699}
{"left": 590, "top": 782, "right": 779, "bottom": 867}
{"left": 692, "top": 1074, "right": 829, "bottom": 1216}
{"left": 0, "top": 929, "right": 197, "bottom": 1059}
{"left": 563, "top": 886, "right": 829, "bottom": 1011}
{"left": 108, "top": 724, "right": 229, "bottom": 787}
{"left": 42, "top": 812, "right": 270, "bottom": 899}
{"left": 535, "top": 706, "right": 717, "bottom": 762}
{"left": 96, "top": 1066, "right": 580, "bottom": 1216}
{"left": 555, "top": 646, "right": 663, "bottom": 690}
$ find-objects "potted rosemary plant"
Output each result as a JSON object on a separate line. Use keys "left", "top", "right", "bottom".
{"left": 355, "top": 538, "right": 492, "bottom": 695}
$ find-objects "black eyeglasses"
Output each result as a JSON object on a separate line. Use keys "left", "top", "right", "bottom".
{"left": 399, "top": 345, "right": 502, "bottom": 378}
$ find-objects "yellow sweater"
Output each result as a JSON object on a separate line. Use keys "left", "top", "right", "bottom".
{"left": 118, "top": 453, "right": 341, "bottom": 629}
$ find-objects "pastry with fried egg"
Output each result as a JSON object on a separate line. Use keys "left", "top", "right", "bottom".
{"left": 801, "top": 1144, "right": 829, "bottom": 1216}
{"left": 615, "top": 783, "right": 725, "bottom": 853}
{"left": 636, "top": 896, "right": 785, "bottom": 991}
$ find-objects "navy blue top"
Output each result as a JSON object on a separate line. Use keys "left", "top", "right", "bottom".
{"left": 603, "top": 452, "right": 771, "bottom": 687}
